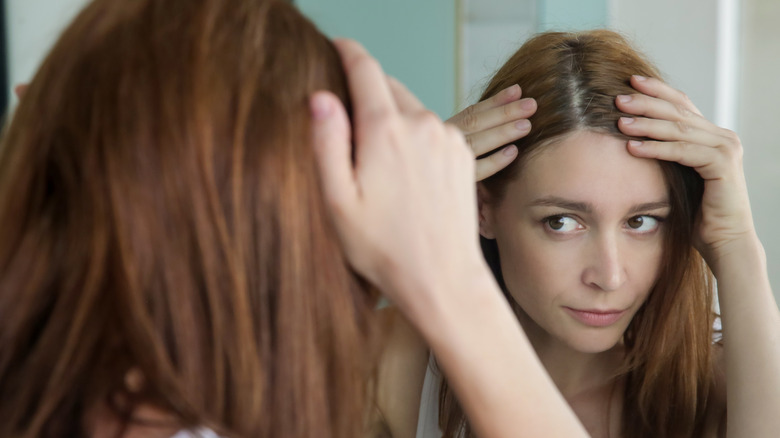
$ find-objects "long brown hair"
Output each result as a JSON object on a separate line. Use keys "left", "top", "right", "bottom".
{"left": 0, "top": 0, "right": 383, "bottom": 437}
{"left": 439, "top": 30, "right": 715, "bottom": 438}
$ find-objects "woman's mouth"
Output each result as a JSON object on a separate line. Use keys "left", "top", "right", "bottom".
{"left": 563, "top": 307, "right": 627, "bottom": 327}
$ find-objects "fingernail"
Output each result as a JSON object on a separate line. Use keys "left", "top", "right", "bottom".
{"left": 310, "top": 94, "right": 333, "bottom": 120}
{"left": 505, "top": 84, "right": 521, "bottom": 97}
{"left": 503, "top": 145, "right": 518, "bottom": 156}
{"left": 515, "top": 119, "right": 531, "bottom": 131}
{"left": 519, "top": 98, "right": 536, "bottom": 110}
{"left": 628, "top": 140, "right": 644, "bottom": 147}
{"left": 617, "top": 95, "right": 632, "bottom": 103}
{"left": 620, "top": 117, "right": 635, "bottom": 125}
{"left": 633, "top": 75, "right": 647, "bottom": 82}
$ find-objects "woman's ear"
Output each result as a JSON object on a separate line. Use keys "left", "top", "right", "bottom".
{"left": 477, "top": 184, "right": 496, "bottom": 239}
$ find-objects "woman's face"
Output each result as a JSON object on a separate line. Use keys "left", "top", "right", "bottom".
{"left": 480, "top": 131, "right": 668, "bottom": 353}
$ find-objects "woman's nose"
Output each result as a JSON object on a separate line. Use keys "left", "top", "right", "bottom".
{"left": 581, "top": 233, "right": 627, "bottom": 291}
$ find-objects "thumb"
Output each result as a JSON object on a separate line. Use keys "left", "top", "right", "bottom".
{"left": 14, "top": 84, "right": 28, "bottom": 100}
{"left": 310, "top": 91, "right": 357, "bottom": 216}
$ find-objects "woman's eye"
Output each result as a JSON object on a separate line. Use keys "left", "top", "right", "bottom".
{"left": 626, "top": 215, "right": 660, "bottom": 232}
{"left": 545, "top": 215, "right": 580, "bottom": 232}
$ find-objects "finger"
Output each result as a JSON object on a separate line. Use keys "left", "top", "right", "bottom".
{"left": 310, "top": 91, "right": 358, "bottom": 211}
{"left": 615, "top": 93, "right": 706, "bottom": 126}
{"left": 626, "top": 139, "right": 723, "bottom": 176}
{"left": 387, "top": 76, "right": 426, "bottom": 114}
{"left": 629, "top": 75, "right": 703, "bottom": 116}
{"left": 465, "top": 118, "right": 531, "bottom": 156}
{"left": 618, "top": 116, "right": 725, "bottom": 147}
{"left": 450, "top": 95, "right": 535, "bottom": 135}
{"left": 475, "top": 145, "right": 518, "bottom": 181}
{"left": 452, "top": 97, "right": 537, "bottom": 137}
{"left": 14, "top": 84, "right": 28, "bottom": 100}
{"left": 448, "top": 85, "right": 525, "bottom": 133}
{"left": 333, "top": 39, "right": 397, "bottom": 124}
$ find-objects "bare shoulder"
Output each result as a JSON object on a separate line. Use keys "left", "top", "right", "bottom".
{"left": 366, "top": 307, "right": 430, "bottom": 438}
{"left": 700, "top": 343, "right": 727, "bottom": 438}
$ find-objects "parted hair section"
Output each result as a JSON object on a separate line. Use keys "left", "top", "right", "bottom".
{"left": 0, "top": 1, "right": 384, "bottom": 437}
{"left": 439, "top": 30, "right": 715, "bottom": 438}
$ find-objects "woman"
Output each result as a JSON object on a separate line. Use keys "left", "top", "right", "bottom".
{"left": 424, "top": 30, "right": 779, "bottom": 437}
{"left": 0, "top": 0, "right": 588, "bottom": 437}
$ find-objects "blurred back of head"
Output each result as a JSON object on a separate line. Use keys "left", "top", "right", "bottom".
{"left": 0, "top": 0, "right": 382, "bottom": 437}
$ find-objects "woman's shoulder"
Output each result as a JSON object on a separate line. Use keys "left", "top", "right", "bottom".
{"left": 367, "top": 306, "right": 430, "bottom": 438}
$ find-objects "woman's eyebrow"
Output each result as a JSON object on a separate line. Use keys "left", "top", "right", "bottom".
{"left": 627, "top": 201, "right": 671, "bottom": 215}
{"left": 527, "top": 196, "right": 591, "bottom": 213}
{"left": 527, "top": 197, "right": 671, "bottom": 215}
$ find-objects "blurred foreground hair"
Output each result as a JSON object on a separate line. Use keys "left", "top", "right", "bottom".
{"left": 0, "top": 0, "right": 383, "bottom": 437}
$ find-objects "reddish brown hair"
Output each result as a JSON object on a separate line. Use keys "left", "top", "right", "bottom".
{"left": 0, "top": 0, "right": 383, "bottom": 437}
{"left": 439, "top": 30, "right": 715, "bottom": 438}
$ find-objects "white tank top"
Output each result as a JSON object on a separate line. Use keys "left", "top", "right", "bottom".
{"left": 416, "top": 355, "right": 443, "bottom": 438}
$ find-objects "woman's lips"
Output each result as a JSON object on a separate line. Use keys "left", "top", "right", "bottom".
{"left": 563, "top": 307, "right": 627, "bottom": 327}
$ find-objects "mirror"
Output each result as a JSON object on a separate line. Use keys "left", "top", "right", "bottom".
{"left": 5, "top": 0, "right": 778, "bottom": 298}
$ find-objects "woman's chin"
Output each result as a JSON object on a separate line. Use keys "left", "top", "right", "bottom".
{"left": 564, "top": 331, "right": 624, "bottom": 354}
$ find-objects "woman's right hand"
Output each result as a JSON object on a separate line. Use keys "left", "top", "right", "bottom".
{"left": 310, "top": 39, "right": 483, "bottom": 321}
{"left": 446, "top": 85, "right": 537, "bottom": 181}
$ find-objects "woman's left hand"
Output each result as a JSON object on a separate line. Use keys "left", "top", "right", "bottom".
{"left": 615, "top": 75, "right": 756, "bottom": 267}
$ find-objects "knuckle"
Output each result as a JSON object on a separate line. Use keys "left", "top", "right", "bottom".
{"left": 722, "top": 139, "right": 744, "bottom": 161}
{"left": 675, "top": 120, "right": 692, "bottom": 134}
{"left": 724, "top": 129, "right": 742, "bottom": 146}
{"left": 502, "top": 101, "right": 516, "bottom": 118}
{"left": 414, "top": 110, "right": 444, "bottom": 137}
{"left": 460, "top": 105, "right": 479, "bottom": 131}
{"left": 673, "top": 142, "right": 691, "bottom": 159}
{"left": 417, "top": 109, "right": 442, "bottom": 125}
{"left": 463, "top": 134, "right": 475, "bottom": 152}
{"left": 348, "top": 52, "right": 381, "bottom": 74}
{"left": 369, "top": 114, "right": 402, "bottom": 142}
{"left": 675, "top": 103, "right": 693, "bottom": 118}
{"left": 367, "top": 107, "right": 396, "bottom": 129}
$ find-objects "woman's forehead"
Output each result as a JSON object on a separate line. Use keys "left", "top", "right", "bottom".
{"left": 508, "top": 131, "right": 668, "bottom": 208}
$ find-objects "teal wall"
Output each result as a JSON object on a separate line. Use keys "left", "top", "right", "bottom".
{"left": 296, "top": 0, "right": 457, "bottom": 118}
{"left": 294, "top": 0, "right": 608, "bottom": 117}
{"left": 537, "top": 0, "right": 609, "bottom": 31}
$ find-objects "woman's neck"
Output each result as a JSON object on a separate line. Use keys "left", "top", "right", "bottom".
{"left": 514, "top": 308, "right": 624, "bottom": 399}
{"left": 514, "top": 308, "right": 625, "bottom": 437}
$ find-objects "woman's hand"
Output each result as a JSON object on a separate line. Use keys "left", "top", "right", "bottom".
{"left": 616, "top": 75, "right": 756, "bottom": 269}
{"left": 446, "top": 85, "right": 536, "bottom": 181}
{"left": 310, "top": 39, "right": 483, "bottom": 319}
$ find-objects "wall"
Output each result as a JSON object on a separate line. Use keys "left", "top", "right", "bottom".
{"left": 7, "top": 0, "right": 458, "bottom": 118}
{"left": 296, "top": 0, "right": 457, "bottom": 119}
{"left": 739, "top": 0, "right": 780, "bottom": 298}
{"left": 5, "top": 0, "right": 90, "bottom": 103}
{"left": 608, "top": 0, "right": 721, "bottom": 123}
{"left": 460, "top": 0, "right": 536, "bottom": 108}
{"left": 539, "top": 0, "right": 608, "bottom": 31}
